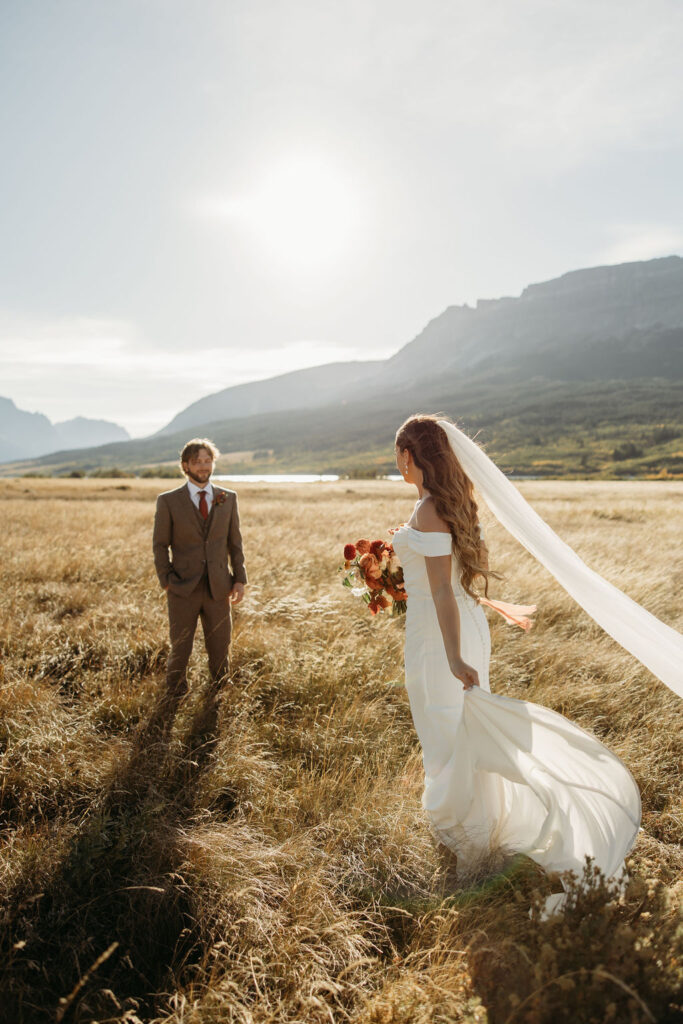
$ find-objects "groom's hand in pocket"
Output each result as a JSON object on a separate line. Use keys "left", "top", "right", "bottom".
{"left": 229, "top": 582, "right": 245, "bottom": 605}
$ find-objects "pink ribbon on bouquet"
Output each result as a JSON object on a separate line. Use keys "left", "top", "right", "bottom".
{"left": 478, "top": 597, "right": 537, "bottom": 631}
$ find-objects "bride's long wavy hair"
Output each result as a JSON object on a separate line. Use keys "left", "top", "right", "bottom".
{"left": 395, "top": 413, "right": 504, "bottom": 601}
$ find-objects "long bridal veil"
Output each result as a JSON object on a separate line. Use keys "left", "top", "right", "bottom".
{"left": 437, "top": 419, "right": 683, "bottom": 698}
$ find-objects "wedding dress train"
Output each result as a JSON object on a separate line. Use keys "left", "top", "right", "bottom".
{"left": 391, "top": 524, "right": 642, "bottom": 909}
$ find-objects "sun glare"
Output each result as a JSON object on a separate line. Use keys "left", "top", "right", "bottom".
{"left": 208, "top": 152, "right": 362, "bottom": 276}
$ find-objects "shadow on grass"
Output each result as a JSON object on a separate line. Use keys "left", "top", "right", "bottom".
{"left": 1, "top": 681, "right": 230, "bottom": 1024}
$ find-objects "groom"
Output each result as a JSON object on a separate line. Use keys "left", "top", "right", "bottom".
{"left": 153, "top": 438, "right": 247, "bottom": 714}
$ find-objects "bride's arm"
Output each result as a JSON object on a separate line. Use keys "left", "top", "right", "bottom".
{"left": 425, "top": 556, "right": 479, "bottom": 690}
{"left": 417, "top": 502, "right": 480, "bottom": 690}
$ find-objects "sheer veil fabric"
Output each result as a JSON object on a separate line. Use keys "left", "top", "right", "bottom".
{"left": 437, "top": 419, "right": 683, "bottom": 698}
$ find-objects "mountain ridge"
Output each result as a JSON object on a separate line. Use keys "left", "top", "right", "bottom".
{"left": 157, "top": 360, "right": 382, "bottom": 437}
{"left": 155, "top": 255, "right": 683, "bottom": 438}
{"left": 3, "top": 255, "right": 682, "bottom": 478}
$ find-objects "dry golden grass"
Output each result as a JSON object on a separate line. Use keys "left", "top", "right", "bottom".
{"left": 0, "top": 477, "right": 681, "bottom": 1024}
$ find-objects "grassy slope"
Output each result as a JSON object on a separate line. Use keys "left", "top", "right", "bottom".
{"left": 0, "top": 478, "right": 681, "bottom": 1023}
{"left": 2, "top": 376, "right": 682, "bottom": 480}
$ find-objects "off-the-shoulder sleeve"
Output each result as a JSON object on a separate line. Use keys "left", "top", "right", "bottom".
{"left": 405, "top": 530, "right": 453, "bottom": 556}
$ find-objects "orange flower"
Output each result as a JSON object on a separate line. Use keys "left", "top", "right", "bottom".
{"left": 385, "top": 584, "right": 408, "bottom": 602}
{"left": 370, "top": 539, "right": 385, "bottom": 557}
{"left": 366, "top": 576, "right": 385, "bottom": 591}
{"left": 355, "top": 539, "right": 371, "bottom": 555}
{"left": 368, "top": 593, "right": 390, "bottom": 615}
{"left": 359, "top": 552, "right": 381, "bottom": 579}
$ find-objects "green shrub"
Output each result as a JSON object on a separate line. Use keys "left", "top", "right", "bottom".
{"left": 87, "top": 467, "right": 136, "bottom": 479}
{"left": 138, "top": 466, "right": 183, "bottom": 478}
{"left": 612, "top": 442, "right": 644, "bottom": 462}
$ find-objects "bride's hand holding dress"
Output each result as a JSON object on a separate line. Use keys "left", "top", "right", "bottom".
{"left": 449, "top": 656, "right": 480, "bottom": 692}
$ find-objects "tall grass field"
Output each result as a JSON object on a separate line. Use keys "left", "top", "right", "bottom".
{"left": 0, "top": 477, "right": 681, "bottom": 1023}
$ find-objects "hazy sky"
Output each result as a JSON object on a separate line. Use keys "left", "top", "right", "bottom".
{"left": 1, "top": 0, "right": 682, "bottom": 435}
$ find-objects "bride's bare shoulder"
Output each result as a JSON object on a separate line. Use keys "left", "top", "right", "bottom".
{"left": 414, "top": 496, "right": 450, "bottom": 533}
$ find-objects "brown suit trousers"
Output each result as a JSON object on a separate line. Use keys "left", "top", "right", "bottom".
{"left": 165, "top": 577, "right": 231, "bottom": 695}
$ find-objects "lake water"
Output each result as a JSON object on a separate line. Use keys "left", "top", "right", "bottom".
{"left": 213, "top": 474, "right": 404, "bottom": 483}
{"left": 214, "top": 474, "right": 339, "bottom": 483}
{"left": 213, "top": 473, "right": 539, "bottom": 483}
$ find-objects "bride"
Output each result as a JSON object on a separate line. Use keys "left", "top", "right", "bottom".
{"left": 389, "top": 414, "right": 682, "bottom": 914}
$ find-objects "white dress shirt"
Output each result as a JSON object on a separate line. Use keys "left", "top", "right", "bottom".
{"left": 187, "top": 479, "right": 214, "bottom": 511}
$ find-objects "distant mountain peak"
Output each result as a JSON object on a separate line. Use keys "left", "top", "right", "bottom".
{"left": 0, "top": 398, "right": 129, "bottom": 463}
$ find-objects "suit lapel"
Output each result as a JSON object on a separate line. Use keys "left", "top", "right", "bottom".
{"left": 208, "top": 487, "right": 231, "bottom": 538}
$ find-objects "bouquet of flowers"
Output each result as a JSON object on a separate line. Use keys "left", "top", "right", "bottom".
{"left": 340, "top": 537, "right": 408, "bottom": 616}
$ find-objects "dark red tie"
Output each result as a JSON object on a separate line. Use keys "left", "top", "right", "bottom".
{"left": 198, "top": 490, "right": 209, "bottom": 520}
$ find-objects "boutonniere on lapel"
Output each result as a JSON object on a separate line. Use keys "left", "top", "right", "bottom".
{"left": 213, "top": 490, "right": 228, "bottom": 506}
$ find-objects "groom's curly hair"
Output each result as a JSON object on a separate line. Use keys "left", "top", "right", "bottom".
{"left": 395, "top": 414, "right": 504, "bottom": 601}
{"left": 179, "top": 438, "right": 221, "bottom": 466}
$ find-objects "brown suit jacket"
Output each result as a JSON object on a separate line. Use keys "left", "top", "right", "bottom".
{"left": 153, "top": 484, "right": 247, "bottom": 600}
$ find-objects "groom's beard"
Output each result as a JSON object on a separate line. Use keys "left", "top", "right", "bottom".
{"left": 188, "top": 471, "right": 212, "bottom": 486}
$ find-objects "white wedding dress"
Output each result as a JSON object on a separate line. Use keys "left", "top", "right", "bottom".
{"left": 391, "top": 524, "right": 642, "bottom": 909}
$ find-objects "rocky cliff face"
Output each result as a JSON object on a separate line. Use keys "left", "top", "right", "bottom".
{"left": 517, "top": 256, "right": 683, "bottom": 337}
{"left": 386, "top": 256, "right": 683, "bottom": 382}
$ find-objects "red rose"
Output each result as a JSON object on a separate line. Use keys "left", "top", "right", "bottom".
{"left": 370, "top": 540, "right": 385, "bottom": 557}
{"left": 343, "top": 543, "right": 356, "bottom": 560}
{"left": 356, "top": 539, "right": 371, "bottom": 555}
